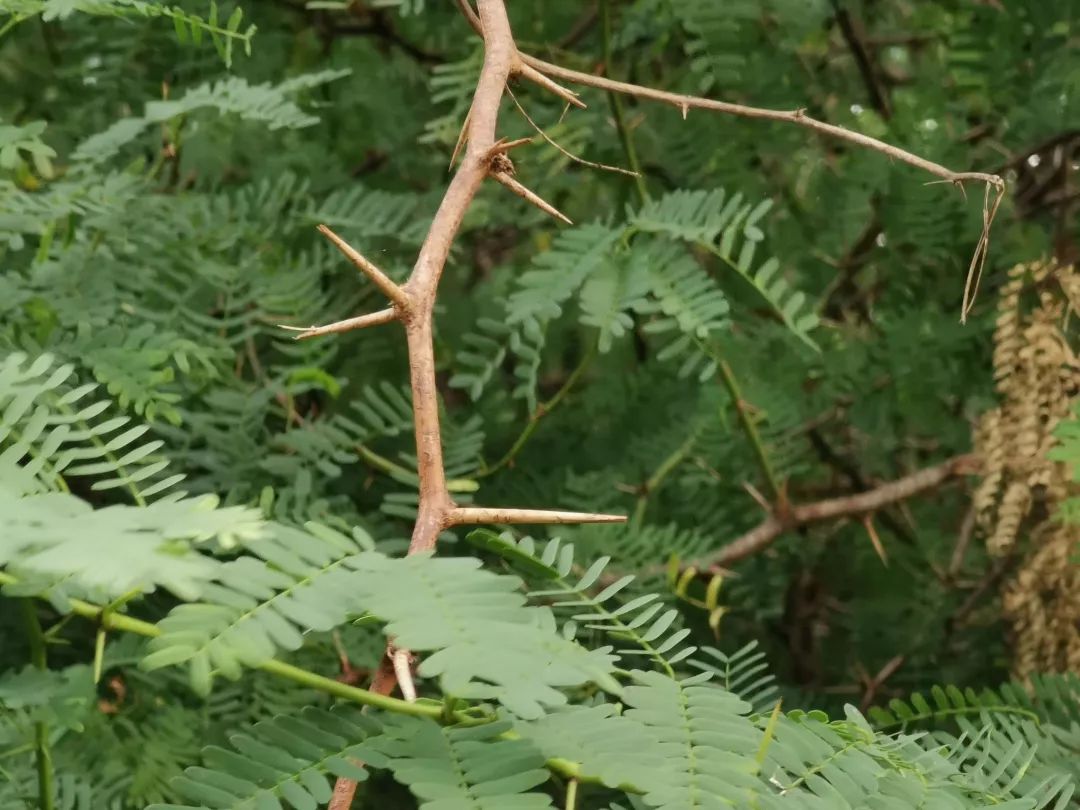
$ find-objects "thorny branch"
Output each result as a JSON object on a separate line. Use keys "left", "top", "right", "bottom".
{"left": 691, "top": 454, "right": 980, "bottom": 574}
{"left": 306, "top": 2, "right": 1007, "bottom": 803}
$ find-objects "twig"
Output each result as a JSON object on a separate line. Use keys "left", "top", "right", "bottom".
{"left": 455, "top": 3, "right": 1006, "bottom": 209}
{"left": 280, "top": 308, "right": 398, "bottom": 339}
{"left": 829, "top": 0, "right": 891, "bottom": 119}
{"left": 632, "top": 430, "right": 699, "bottom": 525}
{"left": 686, "top": 454, "right": 979, "bottom": 572}
{"left": 507, "top": 87, "right": 638, "bottom": 178}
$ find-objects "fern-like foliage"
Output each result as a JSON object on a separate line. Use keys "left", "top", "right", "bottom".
{"left": 148, "top": 707, "right": 385, "bottom": 810}
{"left": 378, "top": 717, "right": 554, "bottom": 810}
{"left": 630, "top": 189, "right": 819, "bottom": 350}
{"left": 142, "top": 523, "right": 375, "bottom": 694}
{"left": 75, "top": 70, "right": 350, "bottom": 163}
{"left": 1, "top": 1, "right": 255, "bottom": 66}
{"left": 465, "top": 530, "right": 697, "bottom": 675}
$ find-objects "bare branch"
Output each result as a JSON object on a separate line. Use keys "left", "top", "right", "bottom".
{"left": 317, "top": 224, "right": 412, "bottom": 312}
{"left": 519, "top": 54, "right": 1004, "bottom": 189}
{"left": 280, "top": 308, "right": 398, "bottom": 339}
{"left": 692, "top": 454, "right": 980, "bottom": 572}
{"left": 448, "top": 506, "right": 626, "bottom": 526}
{"left": 455, "top": 1, "right": 1004, "bottom": 187}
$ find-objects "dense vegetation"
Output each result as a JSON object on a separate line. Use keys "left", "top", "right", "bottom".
{"left": 2, "top": 1, "right": 1080, "bottom": 808}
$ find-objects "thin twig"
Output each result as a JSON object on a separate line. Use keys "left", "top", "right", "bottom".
{"left": 507, "top": 87, "right": 638, "bottom": 177}
{"left": 455, "top": 2, "right": 1005, "bottom": 204}
{"left": 280, "top": 308, "right": 398, "bottom": 339}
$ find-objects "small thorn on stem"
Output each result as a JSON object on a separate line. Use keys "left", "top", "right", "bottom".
{"left": 490, "top": 172, "right": 573, "bottom": 224}
{"left": 448, "top": 506, "right": 626, "bottom": 526}
{"left": 391, "top": 648, "right": 417, "bottom": 703}
{"left": 317, "top": 224, "right": 411, "bottom": 311}
{"left": 279, "top": 308, "right": 398, "bottom": 340}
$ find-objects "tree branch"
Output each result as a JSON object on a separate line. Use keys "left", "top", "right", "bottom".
{"left": 689, "top": 454, "right": 980, "bottom": 572}
{"left": 454, "top": 0, "right": 1003, "bottom": 190}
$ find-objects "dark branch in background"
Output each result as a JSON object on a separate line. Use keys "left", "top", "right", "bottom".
{"left": 805, "top": 427, "right": 916, "bottom": 546}
{"left": 820, "top": 211, "right": 883, "bottom": 321}
{"left": 829, "top": 0, "right": 891, "bottom": 119}
{"left": 686, "top": 454, "right": 980, "bottom": 574}
{"left": 275, "top": 0, "right": 443, "bottom": 63}
{"left": 556, "top": 3, "right": 599, "bottom": 50}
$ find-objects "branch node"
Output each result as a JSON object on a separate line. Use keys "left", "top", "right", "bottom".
{"left": 317, "top": 224, "right": 412, "bottom": 311}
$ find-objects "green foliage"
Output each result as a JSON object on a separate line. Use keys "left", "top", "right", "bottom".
{"left": 150, "top": 707, "right": 385, "bottom": 810}
{"left": 3, "top": 0, "right": 1080, "bottom": 808}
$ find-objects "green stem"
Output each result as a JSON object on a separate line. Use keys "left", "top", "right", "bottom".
{"left": 358, "top": 444, "right": 478, "bottom": 493}
{"left": 601, "top": 0, "right": 647, "bottom": 204}
{"left": 480, "top": 346, "right": 595, "bottom": 478}
{"left": 633, "top": 430, "right": 699, "bottom": 525}
{"left": 19, "top": 600, "right": 54, "bottom": 810}
{"left": 565, "top": 777, "right": 579, "bottom": 810}
{"left": 717, "top": 359, "right": 782, "bottom": 502}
